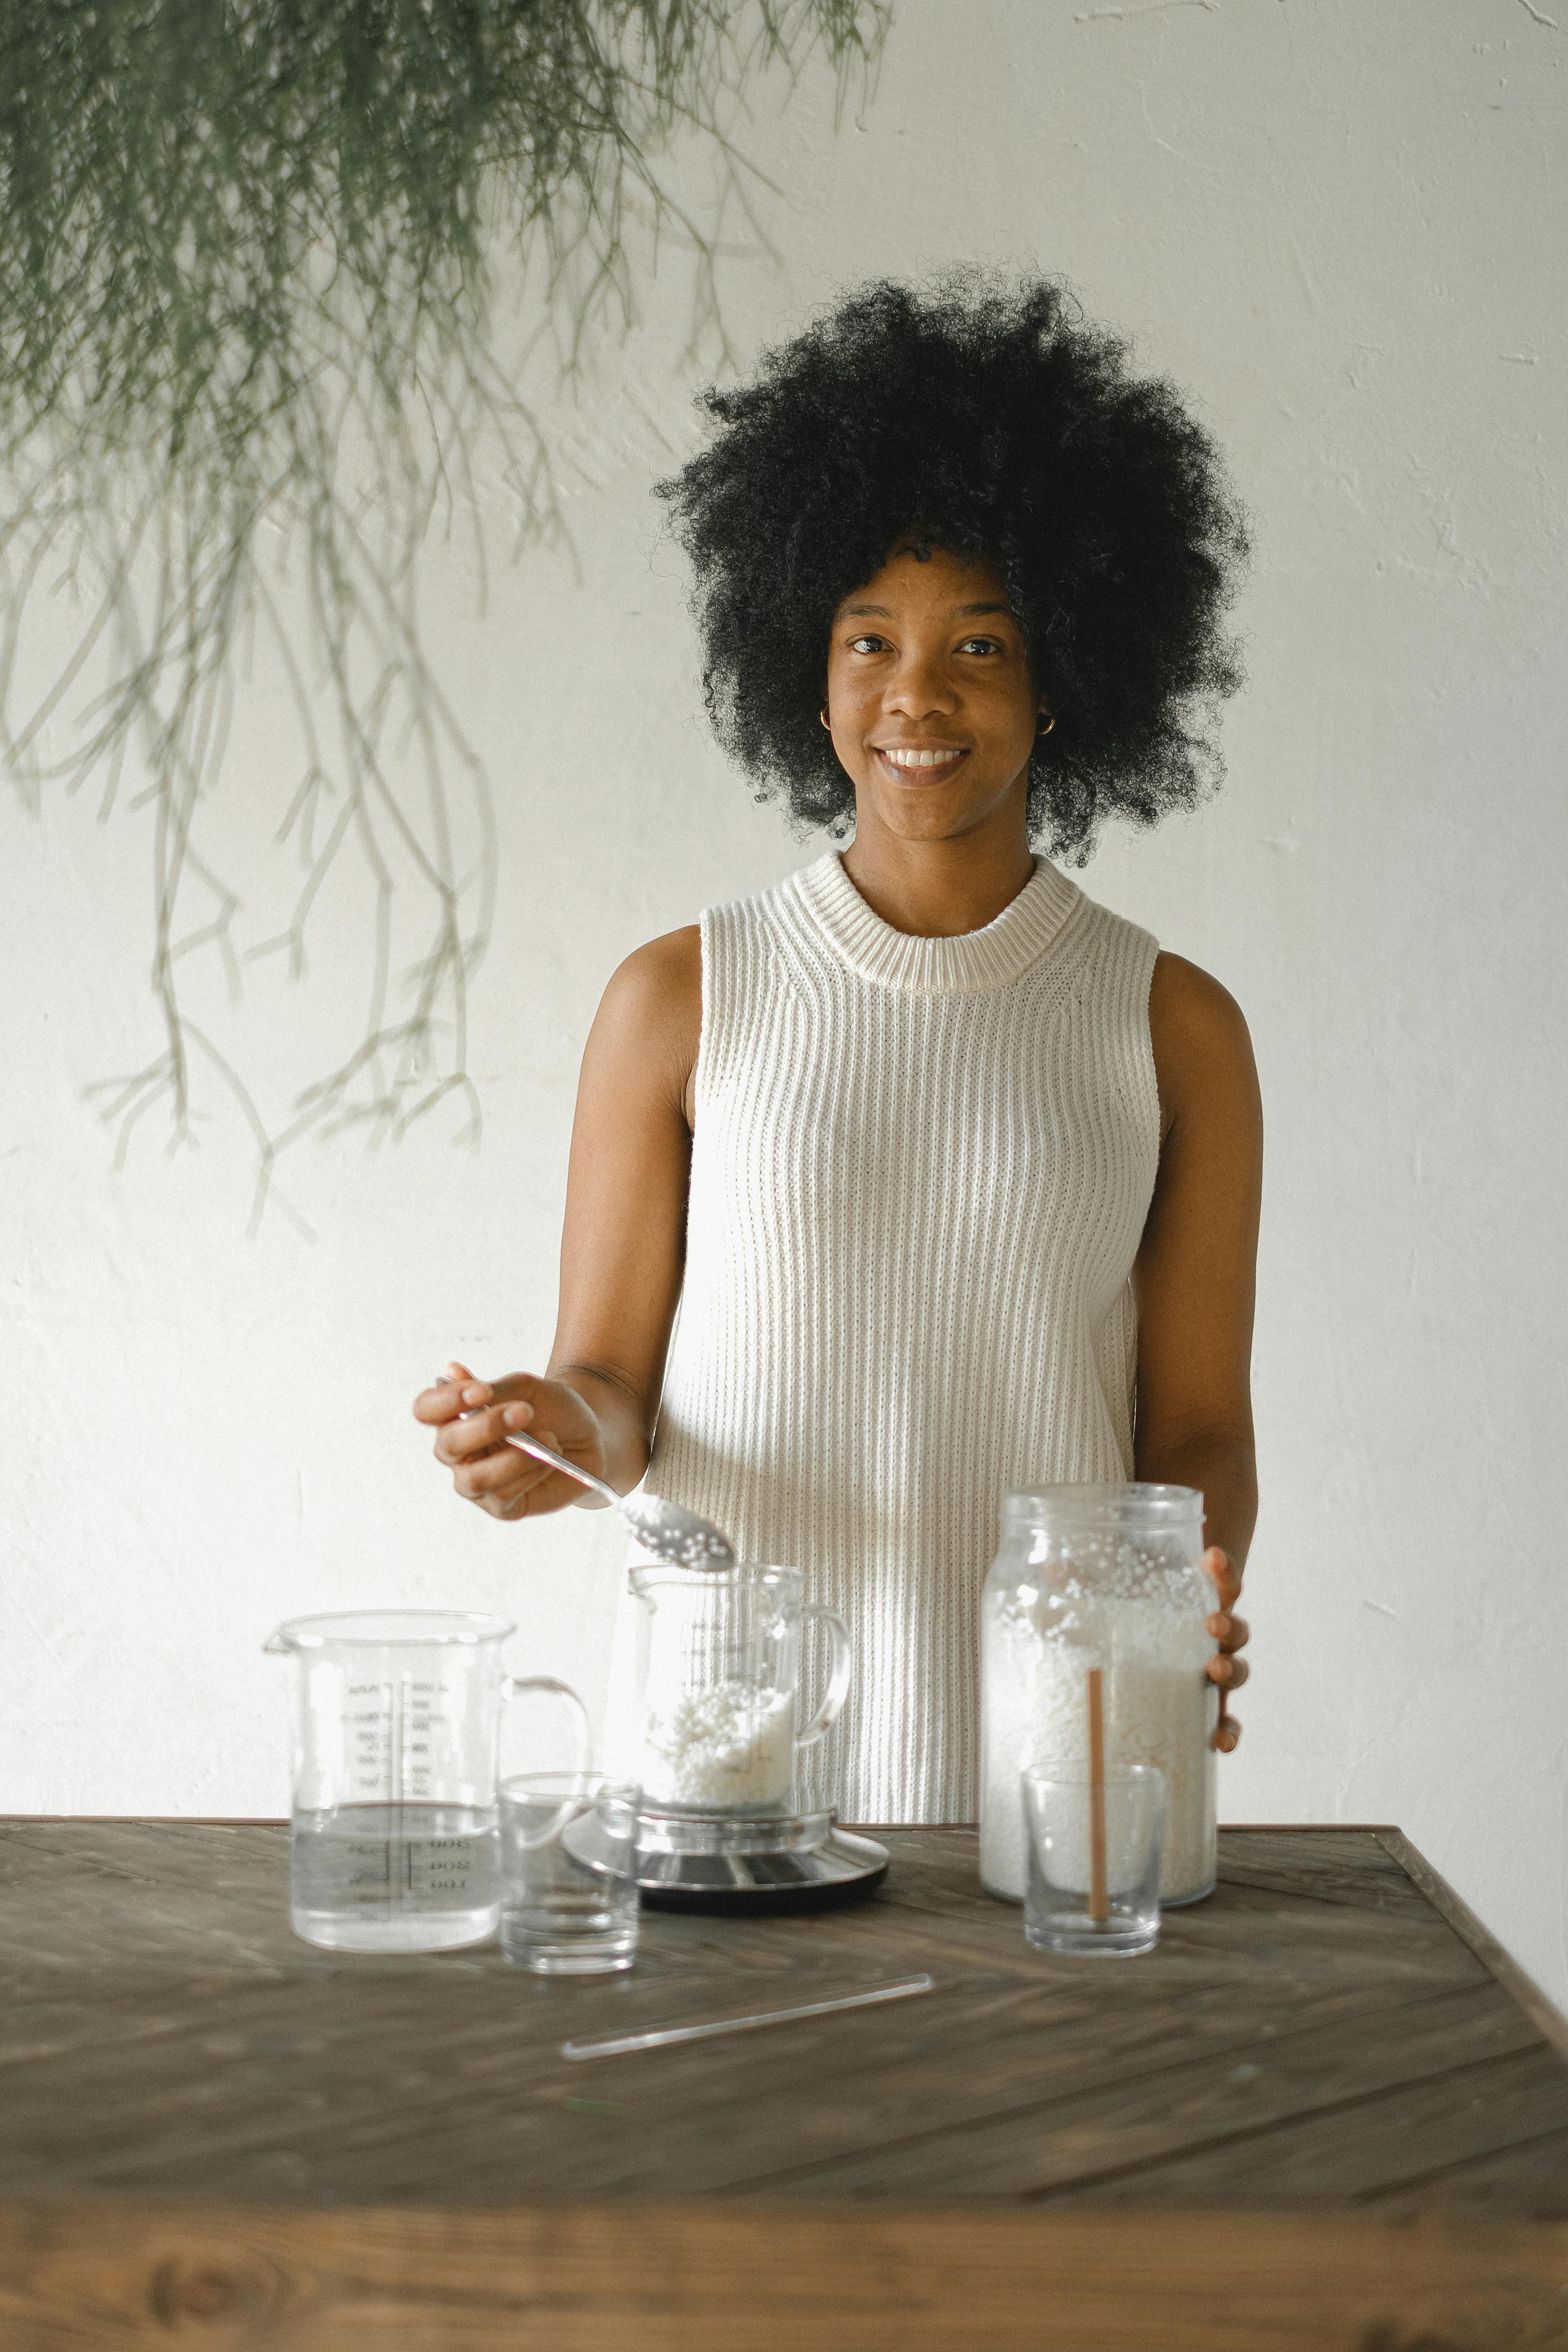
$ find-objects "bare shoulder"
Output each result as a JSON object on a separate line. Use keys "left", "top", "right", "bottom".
{"left": 585, "top": 924, "right": 702, "bottom": 1112}
{"left": 1148, "top": 949, "right": 1252, "bottom": 1054}
{"left": 1147, "top": 951, "right": 1261, "bottom": 1140}
{"left": 600, "top": 924, "right": 701, "bottom": 1018}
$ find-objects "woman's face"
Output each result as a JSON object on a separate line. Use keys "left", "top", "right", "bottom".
{"left": 824, "top": 543, "right": 1044, "bottom": 845}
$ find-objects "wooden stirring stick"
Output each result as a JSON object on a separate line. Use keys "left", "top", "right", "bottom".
{"left": 1087, "top": 1666, "right": 1109, "bottom": 1926}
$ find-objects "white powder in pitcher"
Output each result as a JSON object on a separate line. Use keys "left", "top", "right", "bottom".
{"left": 980, "top": 1563, "right": 1217, "bottom": 1904}
{"left": 639, "top": 1681, "right": 795, "bottom": 1810}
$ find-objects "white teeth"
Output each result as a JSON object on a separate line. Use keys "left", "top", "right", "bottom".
{"left": 882, "top": 747, "right": 963, "bottom": 768}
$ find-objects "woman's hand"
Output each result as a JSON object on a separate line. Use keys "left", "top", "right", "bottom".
{"left": 413, "top": 1362, "right": 611, "bottom": 1521}
{"left": 1203, "top": 1545, "right": 1249, "bottom": 1753}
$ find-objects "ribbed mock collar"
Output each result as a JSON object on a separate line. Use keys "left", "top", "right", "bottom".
{"left": 788, "top": 851, "right": 1082, "bottom": 994}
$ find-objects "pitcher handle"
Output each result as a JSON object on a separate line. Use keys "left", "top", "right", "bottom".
{"left": 502, "top": 1675, "right": 594, "bottom": 1848}
{"left": 795, "top": 1604, "right": 852, "bottom": 1753}
{"left": 503, "top": 1675, "right": 592, "bottom": 1771}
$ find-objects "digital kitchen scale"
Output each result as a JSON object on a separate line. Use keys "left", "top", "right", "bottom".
{"left": 571, "top": 1803, "right": 889, "bottom": 1915}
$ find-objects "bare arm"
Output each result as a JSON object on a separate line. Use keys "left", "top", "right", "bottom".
{"left": 547, "top": 923, "right": 700, "bottom": 1488}
{"left": 413, "top": 927, "right": 700, "bottom": 1516}
{"left": 1133, "top": 950, "right": 1264, "bottom": 1746}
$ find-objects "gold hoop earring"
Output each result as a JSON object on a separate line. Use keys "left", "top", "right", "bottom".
{"left": 1036, "top": 712, "right": 1056, "bottom": 737}
{"left": 819, "top": 707, "right": 832, "bottom": 730}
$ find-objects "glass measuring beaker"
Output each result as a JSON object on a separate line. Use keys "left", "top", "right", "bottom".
{"left": 625, "top": 1564, "right": 851, "bottom": 1816}
{"left": 264, "top": 1610, "right": 587, "bottom": 1952}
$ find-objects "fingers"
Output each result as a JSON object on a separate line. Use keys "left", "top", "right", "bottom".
{"left": 457, "top": 1446, "right": 589, "bottom": 1521}
{"left": 414, "top": 1364, "right": 601, "bottom": 1520}
{"left": 412, "top": 1362, "right": 483, "bottom": 1426}
{"left": 1201, "top": 1545, "right": 1243, "bottom": 1614}
{"left": 1205, "top": 1610, "right": 1250, "bottom": 1655}
{"left": 417, "top": 1366, "right": 544, "bottom": 1458}
{"left": 452, "top": 1438, "right": 555, "bottom": 1515}
{"left": 433, "top": 1397, "right": 536, "bottom": 1469}
{"left": 1203, "top": 1550, "right": 1248, "bottom": 1752}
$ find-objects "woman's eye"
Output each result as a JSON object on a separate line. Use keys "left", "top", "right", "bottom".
{"left": 958, "top": 636, "right": 1003, "bottom": 656}
{"left": 848, "top": 634, "right": 887, "bottom": 654}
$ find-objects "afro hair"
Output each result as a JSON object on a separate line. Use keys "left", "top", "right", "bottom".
{"left": 657, "top": 272, "right": 1249, "bottom": 861}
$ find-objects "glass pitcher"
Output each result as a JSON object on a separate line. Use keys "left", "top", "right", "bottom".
{"left": 265, "top": 1610, "right": 588, "bottom": 1952}
{"left": 624, "top": 1564, "right": 851, "bottom": 1817}
{"left": 979, "top": 1484, "right": 1217, "bottom": 1907}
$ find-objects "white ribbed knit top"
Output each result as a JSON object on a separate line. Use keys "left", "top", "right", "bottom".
{"left": 642, "top": 850, "right": 1161, "bottom": 1825}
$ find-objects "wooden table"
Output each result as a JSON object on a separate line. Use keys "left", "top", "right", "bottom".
{"left": 3, "top": 1820, "right": 1568, "bottom": 2348}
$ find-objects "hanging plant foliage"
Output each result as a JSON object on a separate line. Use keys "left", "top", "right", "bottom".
{"left": 0, "top": 0, "right": 882, "bottom": 1227}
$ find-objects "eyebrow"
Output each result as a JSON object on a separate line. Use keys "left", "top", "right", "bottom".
{"left": 840, "top": 600, "right": 1014, "bottom": 619}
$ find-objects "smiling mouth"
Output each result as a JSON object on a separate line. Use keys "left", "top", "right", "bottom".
{"left": 874, "top": 746, "right": 969, "bottom": 774}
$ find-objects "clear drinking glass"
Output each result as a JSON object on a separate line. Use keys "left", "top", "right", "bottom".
{"left": 499, "top": 1772, "right": 642, "bottom": 1974}
{"left": 1022, "top": 1760, "right": 1165, "bottom": 1958}
{"left": 264, "top": 1611, "right": 587, "bottom": 1953}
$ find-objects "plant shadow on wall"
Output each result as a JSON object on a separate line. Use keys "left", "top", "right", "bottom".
{"left": 0, "top": 0, "right": 883, "bottom": 1233}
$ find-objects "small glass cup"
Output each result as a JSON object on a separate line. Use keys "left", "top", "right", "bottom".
{"left": 499, "top": 1772, "right": 641, "bottom": 1975}
{"left": 1021, "top": 1761, "right": 1164, "bottom": 1958}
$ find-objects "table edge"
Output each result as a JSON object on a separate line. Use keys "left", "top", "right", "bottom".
{"left": 4, "top": 2196, "right": 1568, "bottom": 2352}
{"left": 2, "top": 2195, "right": 1566, "bottom": 2264}
{"left": 1368, "top": 1826, "right": 1568, "bottom": 2067}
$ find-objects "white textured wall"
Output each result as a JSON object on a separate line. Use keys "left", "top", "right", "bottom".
{"left": 7, "top": 2, "right": 1566, "bottom": 1998}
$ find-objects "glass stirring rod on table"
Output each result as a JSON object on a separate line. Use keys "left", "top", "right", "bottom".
{"left": 560, "top": 1975, "right": 938, "bottom": 2061}
{"left": 432, "top": 1373, "right": 736, "bottom": 1573}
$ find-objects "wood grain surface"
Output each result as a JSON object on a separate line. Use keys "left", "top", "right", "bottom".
{"left": 2, "top": 1820, "right": 1567, "bottom": 2347}
{"left": 5, "top": 2202, "right": 1568, "bottom": 2351}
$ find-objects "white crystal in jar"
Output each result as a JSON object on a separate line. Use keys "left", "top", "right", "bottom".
{"left": 980, "top": 1493, "right": 1217, "bottom": 1905}
{"left": 638, "top": 1680, "right": 796, "bottom": 1810}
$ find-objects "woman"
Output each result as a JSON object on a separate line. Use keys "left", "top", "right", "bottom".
{"left": 416, "top": 275, "right": 1258, "bottom": 1822}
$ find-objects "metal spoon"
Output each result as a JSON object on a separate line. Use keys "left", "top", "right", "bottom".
{"left": 435, "top": 1376, "right": 736, "bottom": 1573}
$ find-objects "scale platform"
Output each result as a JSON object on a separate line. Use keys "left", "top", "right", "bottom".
{"left": 572, "top": 1803, "right": 889, "bottom": 1915}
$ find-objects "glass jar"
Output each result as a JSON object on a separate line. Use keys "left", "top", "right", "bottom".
{"left": 979, "top": 1484, "right": 1217, "bottom": 1906}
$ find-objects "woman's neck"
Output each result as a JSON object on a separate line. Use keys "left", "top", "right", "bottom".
{"left": 839, "top": 810, "right": 1037, "bottom": 940}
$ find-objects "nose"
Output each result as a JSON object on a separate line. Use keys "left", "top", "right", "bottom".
{"left": 882, "top": 647, "right": 958, "bottom": 721}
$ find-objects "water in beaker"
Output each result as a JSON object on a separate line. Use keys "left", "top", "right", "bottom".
{"left": 289, "top": 1802, "right": 499, "bottom": 1952}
